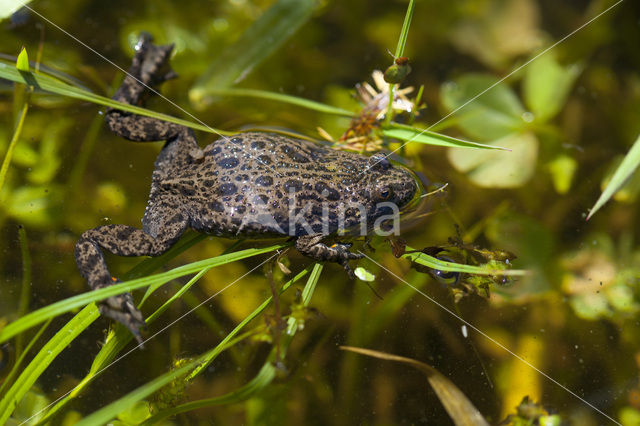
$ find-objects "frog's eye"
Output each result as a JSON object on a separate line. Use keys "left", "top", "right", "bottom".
{"left": 376, "top": 186, "right": 392, "bottom": 200}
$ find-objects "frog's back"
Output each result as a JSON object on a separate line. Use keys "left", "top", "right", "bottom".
{"left": 179, "top": 132, "right": 374, "bottom": 237}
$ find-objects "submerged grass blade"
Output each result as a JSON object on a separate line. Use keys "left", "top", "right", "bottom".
{"left": 142, "top": 359, "right": 278, "bottom": 424}
{"left": 0, "top": 243, "right": 288, "bottom": 343}
{"left": 340, "top": 346, "right": 490, "bottom": 426}
{"left": 74, "top": 357, "right": 201, "bottom": 426}
{"left": 587, "top": 133, "right": 640, "bottom": 220}
{"left": 17, "top": 225, "right": 31, "bottom": 355}
{"left": 34, "top": 239, "right": 245, "bottom": 424}
{"left": 204, "top": 88, "right": 354, "bottom": 117}
{"left": 0, "top": 319, "right": 51, "bottom": 397}
{"left": 0, "top": 98, "right": 28, "bottom": 194}
{"left": 402, "top": 247, "right": 527, "bottom": 276}
{"left": 75, "top": 266, "right": 317, "bottom": 425}
{"left": 186, "top": 265, "right": 315, "bottom": 380}
{"left": 189, "top": 0, "right": 316, "bottom": 107}
{"left": 0, "top": 305, "right": 99, "bottom": 425}
{"left": 0, "top": 61, "right": 230, "bottom": 135}
{"left": 384, "top": 125, "right": 508, "bottom": 150}
{"left": 144, "top": 265, "right": 322, "bottom": 423}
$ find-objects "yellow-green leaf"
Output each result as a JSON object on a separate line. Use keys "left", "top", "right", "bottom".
{"left": 588, "top": 133, "right": 640, "bottom": 220}
{"left": 15, "top": 46, "right": 28, "bottom": 72}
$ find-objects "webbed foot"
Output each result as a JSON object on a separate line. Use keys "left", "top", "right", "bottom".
{"left": 295, "top": 235, "right": 364, "bottom": 279}
{"left": 97, "top": 280, "right": 146, "bottom": 345}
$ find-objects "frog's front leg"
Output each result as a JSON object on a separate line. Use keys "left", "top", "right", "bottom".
{"left": 295, "top": 234, "right": 364, "bottom": 278}
{"left": 75, "top": 217, "right": 187, "bottom": 342}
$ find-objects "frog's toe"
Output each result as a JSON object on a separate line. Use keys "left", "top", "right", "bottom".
{"left": 99, "top": 290, "right": 146, "bottom": 345}
{"left": 331, "top": 243, "right": 363, "bottom": 279}
{"left": 331, "top": 242, "right": 364, "bottom": 260}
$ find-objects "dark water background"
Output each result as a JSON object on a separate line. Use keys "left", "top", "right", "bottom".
{"left": 1, "top": 0, "right": 640, "bottom": 424}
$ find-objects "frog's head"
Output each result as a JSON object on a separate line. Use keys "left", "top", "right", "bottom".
{"left": 363, "top": 154, "right": 419, "bottom": 213}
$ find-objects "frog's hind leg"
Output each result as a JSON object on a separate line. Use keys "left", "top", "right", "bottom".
{"left": 105, "top": 34, "right": 183, "bottom": 142}
{"left": 75, "top": 213, "right": 188, "bottom": 343}
{"left": 295, "top": 234, "right": 364, "bottom": 278}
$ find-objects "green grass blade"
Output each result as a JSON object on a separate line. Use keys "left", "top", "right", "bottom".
{"left": 0, "top": 243, "right": 288, "bottom": 343}
{"left": 35, "top": 243, "right": 279, "bottom": 424}
{"left": 127, "top": 232, "right": 207, "bottom": 283}
{"left": 0, "top": 319, "right": 51, "bottom": 397}
{"left": 16, "top": 225, "right": 32, "bottom": 355}
{"left": 74, "top": 357, "right": 201, "bottom": 426}
{"left": 144, "top": 265, "right": 322, "bottom": 423}
{"left": 187, "top": 266, "right": 312, "bottom": 380}
{"left": 587, "top": 133, "right": 640, "bottom": 220}
{"left": 204, "top": 88, "right": 354, "bottom": 117}
{"left": 142, "top": 360, "right": 278, "bottom": 424}
{"left": 384, "top": 125, "right": 508, "bottom": 150}
{"left": 189, "top": 0, "right": 316, "bottom": 108}
{"left": 394, "top": 0, "right": 415, "bottom": 58}
{"left": 0, "top": 99, "right": 28, "bottom": 194}
{"left": 402, "top": 247, "right": 528, "bottom": 276}
{"left": 384, "top": 0, "right": 416, "bottom": 126}
{"left": 35, "top": 324, "right": 134, "bottom": 425}
{"left": 77, "top": 267, "right": 315, "bottom": 425}
{"left": 0, "top": 304, "right": 99, "bottom": 425}
{"left": 0, "top": 61, "right": 230, "bottom": 135}
{"left": 146, "top": 268, "right": 210, "bottom": 323}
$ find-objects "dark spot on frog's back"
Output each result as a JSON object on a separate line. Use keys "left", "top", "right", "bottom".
{"left": 253, "top": 194, "right": 269, "bottom": 205}
{"left": 315, "top": 182, "right": 340, "bottom": 201}
{"left": 284, "top": 180, "right": 303, "bottom": 192}
{"left": 217, "top": 157, "right": 239, "bottom": 169}
{"left": 208, "top": 201, "right": 224, "bottom": 212}
{"left": 181, "top": 187, "right": 196, "bottom": 196}
{"left": 255, "top": 176, "right": 273, "bottom": 187}
{"left": 219, "top": 183, "right": 238, "bottom": 195}
{"left": 280, "top": 145, "right": 309, "bottom": 163}
{"left": 251, "top": 140, "right": 265, "bottom": 150}
{"left": 231, "top": 137, "right": 243, "bottom": 144}
{"left": 257, "top": 155, "right": 272, "bottom": 165}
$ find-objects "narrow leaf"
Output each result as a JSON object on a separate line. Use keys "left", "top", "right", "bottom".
{"left": 588, "top": 133, "right": 640, "bottom": 220}
{"left": 0, "top": 243, "right": 288, "bottom": 343}
{"left": 75, "top": 358, "right": 200, "bottom": 426}
{"left": 0, "top": 100, "right": 28, "bottom": 194}
{"left": 384, "top": 126, "right": 508, "bottom": 150}
{"left": 394, "top": 0, "right": 415, "bottom": 58}
{"left": 341, "top": 346, "right": 490, "bottom": 426}
{"left": 0, "top": 61, "right": 230, "bottom": 135}
{"left": 402, "top": 246, "right": 527, "bottom": 276}
{"left": 190, "top": 0, "right": 316, "bottom": 108}
{"left": 0, "top": 305, "right": 98, "bottom": 425}
{"left": 204, "top": 87, "right": 354, "bottom": 117}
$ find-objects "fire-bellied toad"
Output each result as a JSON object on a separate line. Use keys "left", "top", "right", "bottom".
{"left": 75, "top": 35, "right": 419, "bottom": 342}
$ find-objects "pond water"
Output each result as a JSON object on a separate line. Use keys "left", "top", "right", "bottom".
{"left": 0, "top": 0, "right": 639, "bottom": 424}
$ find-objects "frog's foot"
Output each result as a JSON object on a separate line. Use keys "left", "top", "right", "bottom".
{"left": 97, "top": 282, "right": 146, "bottom": 345}
{"left": 130, "top": 34, "right": 176, "bottom": 87}
{"left": 295, "top": 234, "right": 364, "bottom": 279}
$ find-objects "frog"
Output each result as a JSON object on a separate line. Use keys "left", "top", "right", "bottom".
{"left": 75, "top": 35, "right": 419, "bottom": 343}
